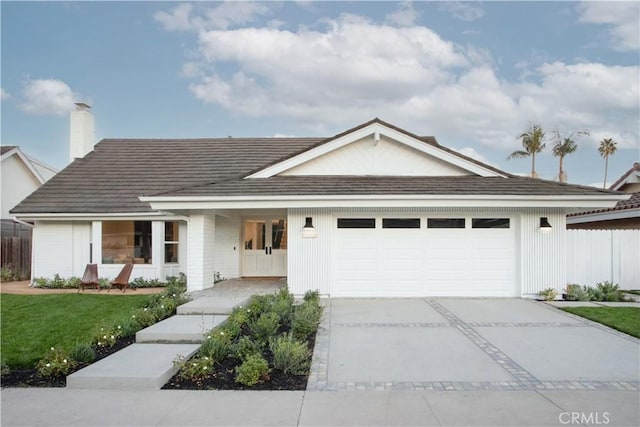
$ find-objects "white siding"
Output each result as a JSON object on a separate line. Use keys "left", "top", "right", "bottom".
{"left": 214, "top": 215, "right": 241, "bottom": 279}
{"left": 281, "top": 135, "right": 469, "bottom": 177}
{"left": 288, "top": 209, "right": 333, "bottom": 295}
{"left": 520, "top": 210, "right": 567, "bottom": 297}
{"left": 187, "top": 213, "right": 216, "bottom": 291}
{"left": 567, "top": 230, "right": 640, "bottom": 289}
{"left": 31, "top": 221, "right": 74, "bottom": 279}
{"left": 71, "top": 222, "right": 92, "bottom": 276}
{"left": 1, "top": 155, "right": 41, "bottom": 219}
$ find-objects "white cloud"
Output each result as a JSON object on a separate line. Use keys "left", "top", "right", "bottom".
{"left": 154, "top": 1, "right": 270, "bottom": 32}
{"left": 158, "top": 8, "right": 638, "bottom": 154}
{"left": 439, "top": 2, "right": 485, "bottom": 22}
{"left": 385, "top": 1, "right": 419, "bottom": 27}
{"left": 19, "top": 78, "right": 76, "bottom": 116}
{"left": 578, "top": 2, "right": 640, "bottom": 51}
{"left": 452, "top": 146, "right": 493, "bottom": 165}
{"left": 0, "top": 88, "right": 9, "bottom": 100}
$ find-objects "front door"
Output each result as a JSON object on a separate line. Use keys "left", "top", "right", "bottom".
{"left": 242, "top": 218, "right": 287, "bottom": 276}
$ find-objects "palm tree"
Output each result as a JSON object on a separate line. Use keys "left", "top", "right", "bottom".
{"left": 507, "top": 123, "right": 546, "bottom": 178}
{"left": 551, "top": 129, "right": 589, "bottom": 183}
{"left": 598, "top": 138, "right": 617, "bottom": 189}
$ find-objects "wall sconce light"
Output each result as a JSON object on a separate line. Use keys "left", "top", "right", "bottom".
{"left": 302, "top": 217, "right": 317, "bottom": 238}
{"left": 540, "top": 217, "right": 552, "bottom": 230}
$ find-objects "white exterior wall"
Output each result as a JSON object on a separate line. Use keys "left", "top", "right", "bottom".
{"left": 1, "top": 155, "right": 41, "bottom": 219}
{"left": 32, "top": 221, "right": 74, "bottom": 279}
{"left": 288, "top": 207, "right": 564, "bottom": 297}
{"left": 288, "top": 209, "right": 333, "bottom": 295}
{"left": 187, "top": 213, "right": 216, "bottom": 291}
{"left": 214, "top": 215, "right": 241, "bottom": 279}
{"left": 567, "top": 230, "right": 640, "bottom": 289}
{"left": 520, "top": 210, "right": 567, "bottom": 297}
{"left": 282, "top": 135, "right": 469, "bottom": 176}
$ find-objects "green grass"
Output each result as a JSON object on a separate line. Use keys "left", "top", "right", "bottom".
{"left": 1, "top": 294, "right": 151, "bottom": 369}
{"left": 561, "top": 307, "right": 640, "bottom": 338}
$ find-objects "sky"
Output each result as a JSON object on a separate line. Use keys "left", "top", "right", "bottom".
{"left": 1, "top": 1, "right": 639, "bottom": 188}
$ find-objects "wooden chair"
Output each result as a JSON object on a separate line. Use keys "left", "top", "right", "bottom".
{"left": 78, "top": 264, "right": 100, "bottom": 293}
{"left": 109, "top": 263, "right": 134, "bottom": 293}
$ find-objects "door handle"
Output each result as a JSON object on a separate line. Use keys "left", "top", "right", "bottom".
{"left": 265, "top": 247, "right": 268, "bottom": 255}
{"left": 269, "top": 247, "right": 272, "bottom": 255}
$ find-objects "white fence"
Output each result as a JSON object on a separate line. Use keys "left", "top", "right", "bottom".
{"left": 567, "top": 230, "right": 640, "bottom": 289}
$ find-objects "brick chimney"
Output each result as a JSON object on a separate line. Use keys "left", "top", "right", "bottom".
{"left": 69, "top": 102, "right": 95, "bottom": 162}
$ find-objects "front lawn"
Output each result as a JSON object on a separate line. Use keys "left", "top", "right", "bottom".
{"left": 1, "top": 294, "right": 151, "bottom": 369}
{"left": 560, "top": 307, "right": 640, "bottom": 338}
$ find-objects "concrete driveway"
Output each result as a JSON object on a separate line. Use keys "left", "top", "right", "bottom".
{"left": 308, "top": 298, "right": 639, "bottom": 390}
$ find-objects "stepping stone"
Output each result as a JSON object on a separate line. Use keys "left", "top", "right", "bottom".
{"left": 67, "top": 343, "right": 199, "bottom": 390}
{"left": 136, "top": 315, "right": 228, "bottom": 343}
{"left": 177, "top": 296, "right": 250, "bottom": 315}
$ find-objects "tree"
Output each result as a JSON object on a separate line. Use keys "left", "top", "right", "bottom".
{"left": 551, "top": 129, "right": 589, "bottom": 183}
{"left": 598, "top": 138, "right": 617, "bottom": 189}
{"left": 507, "top": 123, "right": 546, "bottom": 178}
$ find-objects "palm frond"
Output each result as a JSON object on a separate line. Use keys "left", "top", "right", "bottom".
{"left": 507, "top": 150, "right": 530, "bottom": 160}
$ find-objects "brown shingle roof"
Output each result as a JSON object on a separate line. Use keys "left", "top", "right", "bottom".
{"left": 567, "top": 192, "right": 640, "bottom": 217}
{"left": 11, "top": 137, "right": 322, "bottom": 214}
{"left": 11, "top": 119, "right": 619, "bottom": 215}
{"left": 1, "top": 146, "right": 18, "bottom": 155}
{"left": 152, "top": 175, "right": 617, "bottom": 198}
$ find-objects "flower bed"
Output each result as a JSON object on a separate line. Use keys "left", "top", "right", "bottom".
{"left": 163, "top": 288, "right": 322, "bottom": 390}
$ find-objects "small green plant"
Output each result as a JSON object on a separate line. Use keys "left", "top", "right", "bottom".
{"left": 249, "top": 312, "right": 281, "bottom": 345}
{"left": 173, "top": 355, "right": 214, "bottom": 382}
{"left": 64, "top": 276, "right": 82, "bottom": 289}
{"left": 303, "top": 289, "right": 320, "bottom": 304}
{"left": 595, "top": 281, "right": 624, "bottom": 302}
{"left": 565, "top": 284, "right": 590, "bottom": 301}
{"left": 231, "top": 336, "right": 262, "bottom": 361}
{"left": 92, "top": 325, "right": 122, "bottom": 349}
{"left": 270, "top": 333, "right": 311, "bottom": 375}
{"left": 199, "top": 332, "right": 231, "bottom": 363}
{"left": 131, "top": 307, "right": 158, "bottom": 328}
{"left": 32, "top": 277, "right": 49, "bottom": 287}
{"left": 272, "top": 287, "right": 295, "bottom": 328}
{"left": 291, "top": 301, "right": 322, "bottom": 340}
{"left": 214, "top": 271, "right": 225, "bottom": 283}
{"left": 69, "top": 342, "right": 96, "bottom": 364}
{"left": 235, "top": 354, "right": 269, "bottom": 386}
{"left": 1, "top": 361, "right": 10, "bottom": 376}
{"left": 227, "top": 306, "right": 250, "bottom": 328}
{"left": 538, "top": 288, "right": 558, "bottom": 301}
{"left": 1, "top": 266, "right": 20, "bottom": 282}
{"left": 36, "top": 347, "right": 76, "bottom": 377}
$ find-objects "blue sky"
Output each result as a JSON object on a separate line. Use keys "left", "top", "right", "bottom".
{"left": 2, "top": 1, "right": 639, "bottom": 187}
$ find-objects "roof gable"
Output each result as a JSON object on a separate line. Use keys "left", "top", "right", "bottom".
{"left": 1, "top": 146, "right": 46, "bottom": 185}
{"left": 247, "top": 118, "right": 506, "bottom": 179}
{"left": 610, "top": 163, "right": 640, "bottom": 191}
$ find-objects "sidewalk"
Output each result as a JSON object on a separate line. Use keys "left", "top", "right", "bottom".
{"left": 2, "top": 388, "right": 638, "bottom": 426}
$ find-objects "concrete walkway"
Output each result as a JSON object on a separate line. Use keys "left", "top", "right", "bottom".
{"left": 66, "top": 278, "right": 284, "bottom": 389}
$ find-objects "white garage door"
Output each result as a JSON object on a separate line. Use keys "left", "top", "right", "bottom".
{"left": 332, "top": 216, "right": 517, "bottom": 297}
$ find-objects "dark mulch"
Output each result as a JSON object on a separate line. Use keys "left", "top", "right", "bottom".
{"left": 1, "top": 336, "right": 135, "bottom": 388}
{"left": 163, "top": 332, "right": 316, "bottom": 391}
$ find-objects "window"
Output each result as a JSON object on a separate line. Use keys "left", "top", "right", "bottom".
{"left": 102, "top": 221, "right": 152, "bottom": 264}
{"left": 337, "top": 218, "right": 376, "bottom": 229}
{"left": 165, "top": 222, "right": 179, "bottom": 264}
{"left": 382, "top": 218, "right": 420, "bottom": 228}
{"left": 427, "top": 218, "right": 465, "bottom": 229}
{"left": 472, "top": 218, "right": 510, "bottom": 229}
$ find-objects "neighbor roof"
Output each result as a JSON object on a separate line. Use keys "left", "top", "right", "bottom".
{"left": 11, "top": 119, "right": 620, "bottom": 215}
{"left": 1, "top": 146, "right": 18, "bottom": 155}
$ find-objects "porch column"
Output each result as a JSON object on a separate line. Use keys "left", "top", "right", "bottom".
{"left": 187, "top": 212, "right": 216, "bottom": 291}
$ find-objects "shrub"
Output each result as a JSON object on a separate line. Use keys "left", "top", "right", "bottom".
{"left": 272, "top": 288, "right": 295, "bottom": 328}
{"left": 173, "top": 355, "right": 214, "bottom": 382}
{"left": 538, "top": 288, "right": 558, "bottom": 301}
{"left": 291, "top": 301, "right": 322, "bottom": 340}
{"left": 32, "top": 277, "right": 49, "bottom": 288}
{"left": 235, "top": 354, "right": 269, "bottom": 386}
{"left": 36, "top": 347, "right": 76, "bottom": 377}
{"left": 249, "top": 312, "right": 281, "bottom": 345}
{"left": 199, "top": 333, "right": 231, "bottom": 363}
{"left": 231, "top": 336, "right": 262, "bottom": 361}
{"left": 217, "top": 321, "right": 241, "bottom": 341}
{"left": 92, "top": 325, "right": 122, "bottom": 349}
{"left": 132, "top": 307, "right": 158, "bottom": 328}
{"left": 69, "top": 342, "right": 96, "bottom": 364}
{"left": 228, "top": 306, "right": 250, "bottom": 328}
{"left": 270, "top": 333, "right": 311, "bottom": 375}
{"left": 596, "top": 281, "right": 624, "bottom": 302}
{"left": 246, "top": 294, "right": 273, "bottom": 320}
{"left": 303, "top": 289, "right": 320, "bottom": 304}
{"left": 1, "top": 266, "right": 20, "bottom": 282}
{"left": 118, "top": 317, "right": 141, "bottom": 338}
{"left": 565, "top": 284, "right": 591, "bottom": 301}
{"left": 64, "top": 276, "right": 81, "bottom": 289}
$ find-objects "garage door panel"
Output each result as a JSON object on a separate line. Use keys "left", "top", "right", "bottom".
{"left": 333, "top": 215, "right": 516, "bottom": 297}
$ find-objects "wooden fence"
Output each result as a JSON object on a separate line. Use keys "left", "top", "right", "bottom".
{"left": 567, "top": 229, "right": 640, "bottom": 289}
{"left": 1, "top": 221, "right": 32, "bottom": 280}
